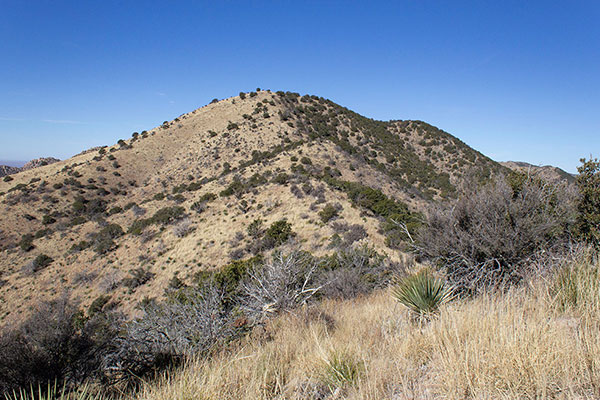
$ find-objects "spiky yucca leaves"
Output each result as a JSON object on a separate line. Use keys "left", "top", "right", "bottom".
{"left": 391, "top": 268, "right": 453, "bottom": 316}
{"left": 8, "top": 382, "right": 106, "bottom": 400}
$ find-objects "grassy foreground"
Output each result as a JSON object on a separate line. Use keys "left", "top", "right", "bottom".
{"left": 130, "top": 247, "right": 600, "bottom": 400}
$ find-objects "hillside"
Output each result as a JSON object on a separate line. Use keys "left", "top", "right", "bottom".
{"left": 501, "top": 161, "right": 575, "bottom": 184}
{"left": 0, "top": 90, "right": 505, "bottom": 322}
{"left": 0, "top": 157, "right": 60, "bottom": 177}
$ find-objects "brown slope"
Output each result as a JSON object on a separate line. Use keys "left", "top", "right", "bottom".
{"left": 0, "top": 90, "right": 505, "bottom": 322}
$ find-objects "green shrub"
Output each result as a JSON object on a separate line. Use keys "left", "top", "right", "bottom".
{"left": 122, "top": 267, "right": 155, "bottom": 291}
{"left": 575, "top": 158, "right": 600, "bottom": 246}
{"left": 31, "top": 254, "right": 54, "bottom": 272}
{"left": 19, "top": 234, "right": 35, "bottom": 252}
{"left": 3, "top": 176, "right": 13, "bottom": 182}
{"left": 272, "top": 173, "right": 289, "bottom": 185}
{"left": 300, "top": 156, "right": 312, "bottom": 165}
{"left": 88, "top": 295, "right": 111, "bottom": 316}
{"left": 220, "top": 178, "right": 245, "bottom": 197}
{"left": 70, "top": 241, "right": 90, "bottom": 252}
{"left": 247, "top": 218, "right": 264, "bottom": 238}
{"left": 152, "top": 206, "right": 185, "bottom": 224}
{"left": 128, "top": 206, "right": 186, "bottom": 235}
{"left": 108, "top": 206, "right": 123, "bottom": 215}
{"left": 319, "top": 203, "right": 339, "bottom": 223}
{"left": 42, "top": 215, "right": 56, "bottom": 225}
{"left": 265, "top": 219, "right": 293, "bottom": 247}
{"left": 34, "top": 228, "right": 52, "bottom": 239}
{"left": 92, "top": 224, "right": 124, "bottom": 254}
{"left": 391, "top": 268, "right": 453, "bottom": 316}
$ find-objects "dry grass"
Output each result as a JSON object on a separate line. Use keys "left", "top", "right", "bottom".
{"left": 134, "top": 247, "right": 600, "bottom": 399}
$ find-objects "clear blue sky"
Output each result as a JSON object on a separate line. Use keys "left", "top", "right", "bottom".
{"left": 1, "top": 1, "right": 598, "bottom": 172}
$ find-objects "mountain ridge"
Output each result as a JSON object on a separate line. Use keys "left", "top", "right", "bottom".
{"left": 0, "top": 157, "right": 60, "bottom": 178}
{"left": 0, "top": 90, "right": 509, "bottom": 322}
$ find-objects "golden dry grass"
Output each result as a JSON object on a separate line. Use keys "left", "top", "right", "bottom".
{"left": 134, "top": 248, "right": 600, "bottom": 399}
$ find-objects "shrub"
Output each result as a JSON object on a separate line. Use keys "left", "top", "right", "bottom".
{"left": 575, "top": 158, "right": 600, "bottom": 246}
{"left": 300, "top": 156, "right": 312, "bottom": 165}
{"left": 219, "top": 178, "right": 245, "bottom": 198}
{"left": 241, "top": 252, "right": 321, "bottom": 322}
{"left": 246, "top": 218, "right": 264, "bottom": 239}
{"left": 417, "top": 174, "right": 577, "bottom": 293}
{"left": 122, "top": 267, "right": 155, "bottom": 291}
{"left": 27, "top": 254, "right": 53, "bottom": 273}
{"left": 239, "top": 92, "right": 246, "bottom": 100}
{"left": 319, "top": 203, "right": 340, "bottom": 223}
{"left": 318, "top": 246, "right": 399, "bottom": 299}
{"left": 272, "top": 172, "right": 289, "bottom": 185}
{"left": 0, "top": 296, "right": 121, "bottom": 395}
{"left": 108, "top": 206, "right": 123, "bottom": 215}
{"left": 105, "top": 286, "right": 230, "bottom": 379}
{"left": 391, "top": 268, "right": 453, "bottom": 316}
{"left": 3, "top": 176, "right": 13, "bottom": 182}
{"left": 92, "top": 223, "right": 124, "bottom": 254}
{"left": 42, "top": 215, "right": 56, "bottom": 225}
{"left": 172, "top": 218, "right": 192, "bottom": 237}
{"left": 264, "top": 219, "right": 293, "bottom": 248}
{"left": 152, "top": 206, "right": 185, "bottom": 225}
{"left": 19, "top": 234, "right": 34, "bottom": 252}
{"left": 70, "top": 240, "right": 91, "bottom": 253}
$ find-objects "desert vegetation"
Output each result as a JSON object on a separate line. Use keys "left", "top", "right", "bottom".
{"left": 0, "top": 90, "right": 597, "bottom": 400}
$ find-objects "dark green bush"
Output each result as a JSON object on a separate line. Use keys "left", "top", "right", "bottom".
{"left": 31, "top": 254, "right": 53, "bottom": 272}
{"left": 19, "top": 234, "right": 34, "bottom": 252}
{"left": 264, "top": 219, "right": 293, "bottom": 247}
{"left": 42, "top": 215, "right": 56, "bottom": 225}
{"left": 319, "top": 203, "right": 340, "bottom": 223}
{"left": 70, "top": 240, "right": 90, "bottom": 252}
{"left": 272, "top": 173, "right": 289, "bottom": 185}
{"left": 575, "top": 158, "right": 600, "bottom": 246}
{"left": 92, "top": 223, "right": 124, "bottom": 254}
{"left": 129, "top": 206, "right": 186, "bottom": 235}
{"left": 122, "top": 267, "right": 155, "bottom": 291}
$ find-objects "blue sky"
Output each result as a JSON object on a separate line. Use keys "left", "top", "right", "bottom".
{"left": 1, "top": 1, "right": 598, "bottom": 172}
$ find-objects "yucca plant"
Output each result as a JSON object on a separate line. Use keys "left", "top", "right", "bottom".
{"left": 391, "top": 268, "right": 453, "bottom": 316}
{"left": 8, "top": 382, "right": 106, "bottom": 400}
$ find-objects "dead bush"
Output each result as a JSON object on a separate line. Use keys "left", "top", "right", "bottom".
{"left": 416, "top": 173, "right": 577, "bottom": 293}
{"left": 104, "top": 286, "right": 230, "bottom": 380}
{"left": 241, "top": 251, "right": 323, "bottom": 322}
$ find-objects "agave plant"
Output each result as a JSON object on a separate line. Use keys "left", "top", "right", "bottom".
{"left": 391, "top": 268, "right": 454, "bottom": 316}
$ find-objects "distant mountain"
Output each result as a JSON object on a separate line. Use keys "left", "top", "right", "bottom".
{"left": 500, "top": 161, "right": 576, "bottom": 184}
{"left": 0, "top": 157, "right": 60, "bottom": 177}
{"left": 0, "top": 165, "right": 21, "bottom": 177}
